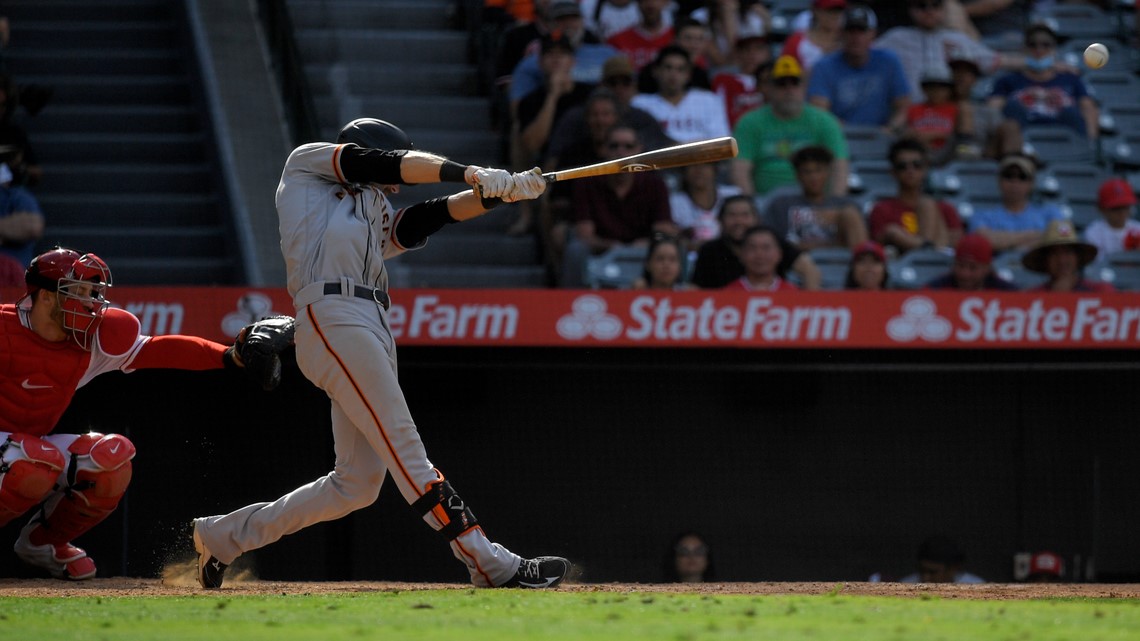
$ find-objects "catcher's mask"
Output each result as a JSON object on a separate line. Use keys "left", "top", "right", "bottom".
{"left": 25, "top": 247, "right": 113, "bottom": 351}
{"left": 336, "top": 118, "right": 413, "bottom": 151}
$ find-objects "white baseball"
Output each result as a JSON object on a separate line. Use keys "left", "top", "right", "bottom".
{"left": 1084, "top": 43, "right": 1108, "bottom": 69}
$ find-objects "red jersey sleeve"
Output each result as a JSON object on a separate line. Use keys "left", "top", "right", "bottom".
{"left": 129, "top": 334, "right": 228, "bottom": 371}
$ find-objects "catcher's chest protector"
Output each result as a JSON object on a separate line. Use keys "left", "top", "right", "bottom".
{"left": 0, "top": 305, "right": 89, "bottom": 436}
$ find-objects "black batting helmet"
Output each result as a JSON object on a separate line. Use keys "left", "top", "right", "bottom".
{"left": 336, "top": 118, "right": 413, "bottom": 151}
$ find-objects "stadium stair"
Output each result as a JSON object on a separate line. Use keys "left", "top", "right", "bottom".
{"left": 288, "top": 0, "right": 546, "bottom": 287}
{"left": 4, "top": 0, "right": 241, "bottom": 285}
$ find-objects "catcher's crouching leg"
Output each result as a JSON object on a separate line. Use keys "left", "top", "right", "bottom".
{"left": 0, "top": 434, "right": 67, "bottom": 527}
{"left": 16, "top": 433, "right": 135, "bottom": 580}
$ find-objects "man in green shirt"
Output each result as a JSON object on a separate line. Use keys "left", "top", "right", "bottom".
{"left": 731, "top": 55, "right": 849, "bottom": 199}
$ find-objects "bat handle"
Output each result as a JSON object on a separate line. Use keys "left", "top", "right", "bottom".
{"left": 542, "top": 174, "right": 556, "bottom": 184}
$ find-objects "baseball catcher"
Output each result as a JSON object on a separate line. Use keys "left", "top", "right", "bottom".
{"left": 0, "top": 247, "right": 276, "bottom": 579}
{"left": 192, "top": 118, "right": 571, "bottom": 590}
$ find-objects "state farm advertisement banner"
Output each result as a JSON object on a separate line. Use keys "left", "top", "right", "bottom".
{"left": 4, "top": 287, "right": 1140, "bottom": 349}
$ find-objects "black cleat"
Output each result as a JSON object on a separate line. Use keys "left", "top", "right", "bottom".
{"left": 192, "top": 520, "right": 228, "bottom": 589}
{"left": 500, "top": 556, "right": 571, "bottom": 589}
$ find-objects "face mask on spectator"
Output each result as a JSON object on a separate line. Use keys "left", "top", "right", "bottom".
{"left": 1025, "top": 55, "right": 1053, "bottom": 72}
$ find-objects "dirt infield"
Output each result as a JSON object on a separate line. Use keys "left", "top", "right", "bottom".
{"left": 2, "top": 577, "right": 1138, "bottom": 599}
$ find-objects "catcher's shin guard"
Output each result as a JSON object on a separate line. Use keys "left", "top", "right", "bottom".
{"left": 0, "top": 434, "right": 66, "bottom": 527}
{"left": 411, "top": 471, "right": 479, "bottom": 541}
{"left": 32, "top": 433, "right": 135, "bottom": 545}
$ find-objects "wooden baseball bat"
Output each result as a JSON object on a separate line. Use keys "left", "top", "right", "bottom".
{"left": 542, "top": 137, "right": 738, "bottom": 183}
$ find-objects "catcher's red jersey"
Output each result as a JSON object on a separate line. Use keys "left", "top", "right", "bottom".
{"left": 0, "top": 302, "right": 233, "bottom": 436}
{"left": 0, "top": 303, "right": 147, "bottom": 436}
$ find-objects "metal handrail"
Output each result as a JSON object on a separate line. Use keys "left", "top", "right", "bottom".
{"left": 257, "top": 0, "right": 320, "bottom": 145}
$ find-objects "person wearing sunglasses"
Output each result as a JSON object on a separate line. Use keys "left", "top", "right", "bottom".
{"left": 986, "top": 23, "right": 1098, "bottom": 140}
{"left": 561, "top": 124, "right": 679, "bottom": 286}
{"left": 868, "top": 138, "right": 963, "bottom": 254}
{"left": 968, "top": 154, "right": 1065, "bottom": 252}
{"left": 663, "top": 531, "right": 716, "bottom": 582}
{"left": 731, "top": 55, "right": 849, "bottom": 199}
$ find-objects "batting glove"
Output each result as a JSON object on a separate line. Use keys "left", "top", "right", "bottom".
{"left": 503, "top": 168, "right": 547, "bottom": 203}
{"left": 465, "top": 167, "right": 513, "bottom": 199}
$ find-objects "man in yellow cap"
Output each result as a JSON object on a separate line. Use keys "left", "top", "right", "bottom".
{"left": 730, "top": 55, "right": 849, "bottom": 200}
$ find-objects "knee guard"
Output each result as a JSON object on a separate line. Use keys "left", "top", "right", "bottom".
{"left": 0, "top": 434, "right": 66, "bottom": 527}
{"left": 411, "top": 472, "right": 479, "bottom": 541}
{"left": 35, "top": 433, "right": 135, "bottom": 545}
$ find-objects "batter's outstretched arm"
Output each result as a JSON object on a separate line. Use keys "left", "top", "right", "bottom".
{"left": 337, "top": 144, "right": 511, "bottom": 194}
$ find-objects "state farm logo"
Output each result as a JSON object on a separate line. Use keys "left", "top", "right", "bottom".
{"left": 557, "top": 295, "right": 623, "bottom": 340}
{"left": 557, "top": 294, "right": 851, "bottom": 342}
{"left": 887, "top": 296, "right": 953, "bottom": 343}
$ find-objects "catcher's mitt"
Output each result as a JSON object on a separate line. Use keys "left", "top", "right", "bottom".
{"left": 230, "top": 315, "right": 296, "bottom": 391}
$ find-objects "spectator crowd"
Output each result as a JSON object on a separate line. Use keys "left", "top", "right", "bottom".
{"left": 476, "top": 0, "right": 1140, "bottom": 291}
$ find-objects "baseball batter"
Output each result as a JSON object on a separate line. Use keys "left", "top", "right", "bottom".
{"left": 192, "top": 119, "right": 571, "bottom": 589}
{"left": 0, "top": 248, "right": 275, "bottom": 579}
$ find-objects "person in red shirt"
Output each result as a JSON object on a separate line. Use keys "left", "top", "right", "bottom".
{"left": 711, "top": 28, "right": 771, "bottom": 128}
{"left": 902, "top": 65, "right": 960, "bottom": 164}
{"left": 1021, "top": 220, "right": 1114, "bottom": 293}
{"left": 0, "top": 247, "right": 259, "bottom": 580}
{"left": 868, "top": 138, "right": 963, "bottom": 254}
{"left": 724, "top": 225, "right": 799, "bottom": 291}
{"left": 606, "top": 0, "right": 674, "bottom": 72}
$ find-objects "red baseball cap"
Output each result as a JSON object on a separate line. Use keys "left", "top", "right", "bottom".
{"left": 813, "top": 0, "right": 846, "bottom": 8}
{"left": 955, "top": 234, "right": 993, "bottom": 265}
{"left": 852, "top": 240, "right": 886, "bottom": 262}
{"left": 1098, "top": 177, "right": 1137, "bottom": 209}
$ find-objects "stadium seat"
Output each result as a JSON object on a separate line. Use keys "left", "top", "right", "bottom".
{"left": 1031, "top": 4, "right": 1118, "bottom": 42}
{"left": 844, "top": 125, "right": 894, "bottom": 163}
{"left": 848, "top": 159, "right": 894, "bottom": 195}
{"left": 1106, "top": 133, "right": 1140, "bottom": 171}
{"left": 765, "top": 0, "right": 811, "bottom": 40}
{"left": 1095, "top": 250, "right": 1140, "bottom": 291}
{"left": 1054, "top": 199, "right": 1102, "bottom": 231}
{"left": 1100, "top": 104, "right": 1140, "bottom": 138}
{"left": 1085, "top": 72, "right": 1140, "bottom": 110}
{"left": 887, "top": 247, "right": 954, "bottom": 289}
{"left": 807, "top": 246, "right": 853, "bottom": 291}
{"left": 1022, "top": 126, "right": 1096, "bottom": 164}
{"left": 992, "top": 250, "right": 1045, "bottom": 290}
{"left": 930, "top": 160, "right": 1002, "bottom": 200}
{"left": 584, "top": 245, "right": 648, "bottom": 289}
{"left": 1038, "top": 163, "right": 1110, "bottom": 199}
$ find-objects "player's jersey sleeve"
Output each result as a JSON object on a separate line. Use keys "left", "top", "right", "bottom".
{"left": 78, "top": 307, "right": 148, "bottom": 387}
{"left": 77, "top": 308, "right": 228, "bottom": 387}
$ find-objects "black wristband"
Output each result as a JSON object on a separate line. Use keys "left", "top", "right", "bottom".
{"left": 223, "top": 346, "right": 241, "bottom": 370}
{"left": 480, "top": 196, "right": 504, "bottom": 209}
{"left": 439, "top": 160, "right": 468, "bottom": 183}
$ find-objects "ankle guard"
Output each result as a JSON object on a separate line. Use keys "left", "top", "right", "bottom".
{"left": 411, "top": 476, "right": 478, "bottom": 541}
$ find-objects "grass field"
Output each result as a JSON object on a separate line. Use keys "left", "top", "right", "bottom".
{"left": 3, "top": 582, "right": 1139, "bottom": 641}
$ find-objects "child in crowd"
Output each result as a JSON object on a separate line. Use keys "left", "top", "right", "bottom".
{"left": 632, "top": 233, "right": 695, "bottom": 290}
{"left": 1084, "top": 178, "right": 1140, "bottom": 257}
{"left": 668, "top": 161, "right": 741, "bottom": 251}
{"left": 765, "top": 145, "right": 866, "bottom": 250}
{"left": 902, "top": 66, "right": 961, "bottom": 165}
{"left": 844, "top": 240, "right": 889, "bottom": 291}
